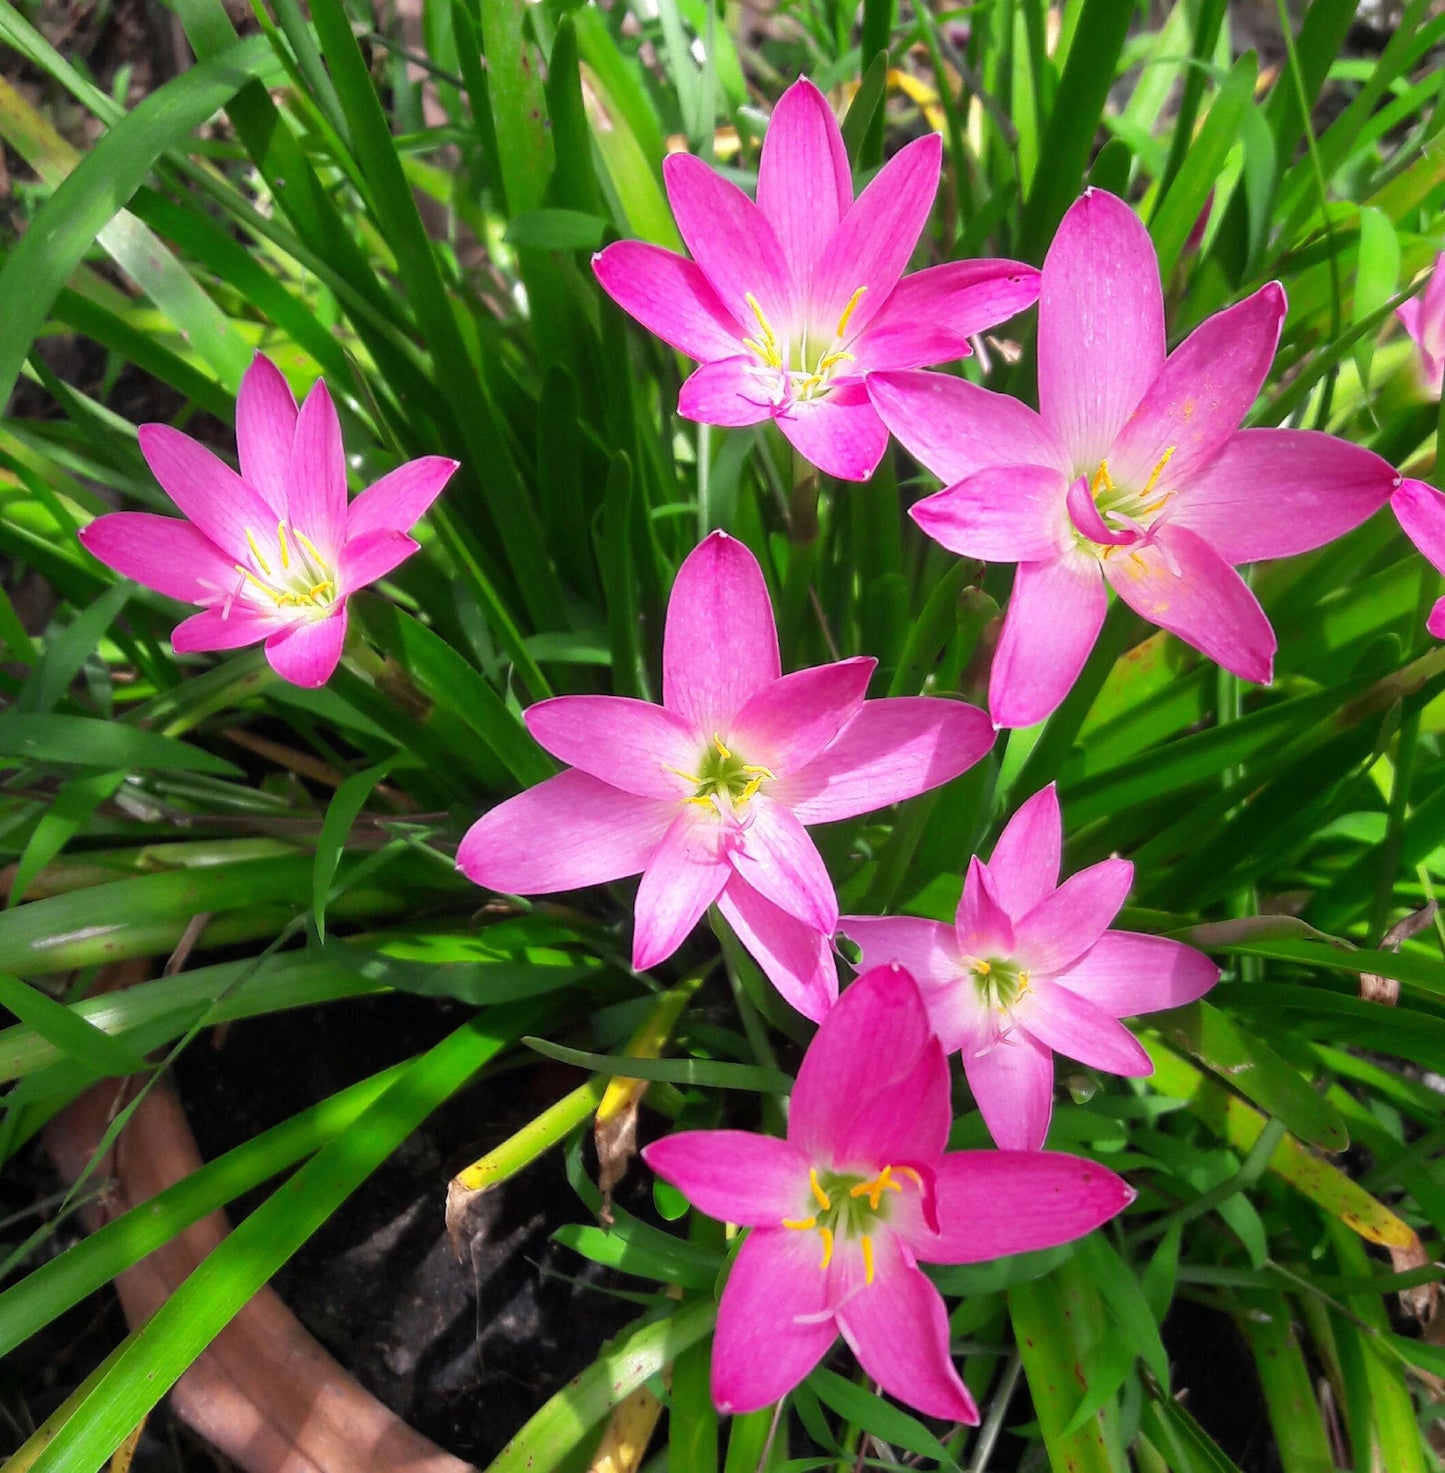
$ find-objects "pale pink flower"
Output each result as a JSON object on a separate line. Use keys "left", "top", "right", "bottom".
{"left": 458, "top": 532, "right": 993, "bottom": 1018}
{"left": 79, "top": 354, "right": 457, "bottom": 688}
{"left": 1393, "top": 478, "right": 1445, "bottom": 638}
{"left": 592, "top": 78, "right": 1039, "bottom": 481}
{"left": 644, "top": 963, "right": 1134, "bottom": 1419}
{"left": 868, "top": 189, "right": 1399, "bottom": 728}
{"left": 840, "top": 785, "right": 1218, "bottom": 1151}
{"left": 1398, "top": 254, "right": 1445, "bottom": 396}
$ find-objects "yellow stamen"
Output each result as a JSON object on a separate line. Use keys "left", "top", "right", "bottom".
{"left": 1142, "top": 445, "right": 1176, "bottom": 497}
{"left": 307, "top": 580, "right": 335, "bottom": 601}
{"left": 736, "top": 775, "right": 767, "bottom": 805}
{"left": 663, "top": 765, "right": 704, "bottom": 785}
{"left": 818, "top": 1226, "right": 834, "bottom": 1270}
{"left": 236, "top": 565, "right": 283, "bottom": 605}
{"left": 893, "top": 1165, "right": 923, "bottom": 1188}
{"left": 809, "top": 1167, "right": 832, "bottom": 1213}
{"left": 782, "top": 1215, "right": 818, "bottom": 1231}
{"left": 744, "top": 293, "right": 783, "bottom": 370}
{"left": 277, "top": 521, "right": 291, "bottom": 569}
{"left": 861, "top": 1234, "right": 875, "bottom": 1285}
{"left": 293, "top": 529, "right": 327, "bottom": 566}
{"left": 849, "top": 1165, "right": 904, "bottom": 1211}
{"left": 244, "top": 529, "right": 273, "bottom": 577}
{"left": 1017, "top": 970, "right": 1032, "bottom": 996}
{"left": 835, "top": 285, "right": 867, "bottom": 339}
{"left": 972, "top": 959, "right": 992, "bottom": 977}
{"left": 713, "top": 734, "right": 732, "bottom": 761}
{"left": 1091, "top": 460, "right": 1114, "bottom": 498}
{"left": 816, "top": 349, "right": 855, "bottom": 373}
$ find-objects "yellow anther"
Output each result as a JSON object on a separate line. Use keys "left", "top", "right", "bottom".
{"left": 712, "top": 734, "right": 733, "bottom": 761}
{"left": 835, "top": 285, "right": 867, "bottom": 339}
{"left": 663, "top": 764, "right": 704, "bottom": 786}
{"left": 1142, "top": 445, "right": 1176, "bottom": 497}
{"left": 861, "top": 1234, "right": 875, "bottom": 1285}
{"left": 816, "top": 349, "right": 856, "bottom": 373}
{"left": 818, "top": 1226, "right": 834, "bottom": 1270}
{"left": 244, "top": 529, "right": 273, "bottom": 577}
{"left": 893, "top": 1165, "right": 924, "bottom": 1188}
{"left": 308, "top": 580, "right": 334, "bottom": 601}
{"left": 1017, "top": 970, "right": 1032, "bottom": 996}
{"left": 736, "top": 774, "right": 767, "bottom": 805}
{"left": 1091, "top": 460, "right": 1114, "bottom": 497}
{"left": 972, "top": 959, "right": 992, "bottom": 977}
{"left": 742, "top": 336, "right": 782, "bottom": 369}
{"left": 782, "top": 1215, "right": 818, "bottom": 1231}
{"left": 277, "top": 521, "right": 291, "bottom": 569}
{"left": 293, "top": 529, "right": 327, "bottom": 566}
{"left": 236, "top": 566, "right": 282, "bottom": 604}
{"left": 809, "top": 1168, "right": 832, "bottom": 1213}
{"left": 743, "top": 293, "right": 784, "bottom": 369}
{"left": 850, "top": 1166, "right": 904, "bottom": 1211}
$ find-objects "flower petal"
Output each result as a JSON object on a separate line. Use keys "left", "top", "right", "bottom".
{"left": 171, "top": 605, "right": 280, "bottom": 653}
{"left": 263, "top": 609, "right": 347, "bottom": 688}
{"left": 235, "top": 353, "right": 297, "bottom": 517}
{"left": 642, "top": 1130, "right": 811, "bottom": 1226}
{"left": 837, "top": 915, "right": 962, "bottom": 992}
{"left": 346, "top": 455, "right": 458, "bottom": 540}
{"left": 663, "top": 531, "right": 781, "bottom": 731}
{"left": 986, "top": 784, "right": 1062, "bottom": 919}
{"left": 962, "top": 1026, "right": 1055, "bottom": 1151}
{"left": 78, "top": 512, "right": 242, "bottom": 604}
{"left": 592, "top": 240, "right": 747, "bottom": 360}
{"left": 1050, "top": 931, "right": 1219, "bottom": 1016}
{"left": 284, "top": 379, "right": 348, "bottom": 560}
{"left": 1014, "top": 857, "right": 1133, "bottom": 974}
{"left": 730, "top": 795, "right": 838, "bottom": 933}
{"left": 909, "top": 464, "right": 1073, "bottom": 562}
{"left": 633, "top": 808, "right": 730, "bottom": 970}
{"left": 1103, "top": 524, "right": 1275, "bottom": 684}
{"left": 717, "top": 877, "right": 839, "bottom": 1021}
{"left": 988, "top": 550, "right": 1107, "bottom": 730}
{"left": 1038, "top": 189, "right": 1165, "bottom": 470}
{"left": 338, "top": 528, "right": 418, "bottom": 593}
{"left": 523, "top": 696, "right": 700, "bottom": 800}
{"left": 712, "top": 1229, "right": 836, "bottom": 1415}
{"left": 1394, "top": 477, "right": 1445, "bottom": 575}
{"left": 835, "top": 1036, "right": 951, "bottom": 1169}
{"left": 1016, "top": 980, "right": 1152, "bottom": 1076}
{"left": 867, "top": 370, "right": 1067, "bottom": 485}
{"left": 457, "top": 770, "right": 673, "bottom": 894}
{"left": 773, "top": 697, "right": 994, "bottom": 824}
{"left": 678, "top": 359, "right": 776, "bottom": 427}
{"left": 954, "top": 856, "right": 1015, "bottom": 958}
{"left": 776, "top": 388, "right": 890, "bottom": 482}
{"left": 729, "top": 657, "right": 874, "bottom": 777}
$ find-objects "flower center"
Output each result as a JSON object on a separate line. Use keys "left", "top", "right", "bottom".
{"left": 780, "top": 1164, "right": 922, "bottom": 1284}
{"left": 231, "top": 521, "right": 338, "bottom": 618}
{"left": 741, "top": 286, "right": 867, "bottom": 406}
{"left": 967, "top": 956, "right": 1031, "bottom": 1013}
{"left": 669, "top": 734, "right": 775, "bottom": 813}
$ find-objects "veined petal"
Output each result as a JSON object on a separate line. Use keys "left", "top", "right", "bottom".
{"left": 338, "top": 528, "right": 418, "bottom": 593}
{"left": 1170, "top": 429, "right": 1395, "bottom": 564}
{"left": 1015, "top": 981, "right": 1152, "bottom": 1076}
{"left": 678, "top": 360, "right": 776, "bottom": 427}
{"left": 730, "top": 794, "right": 838, "bottom": 933}
{"left": 717, "top": 877, "right": 839, "bottom": 1021}
{"left": 1039, "top": 190, "right": 1165, "bottom": 469}
{"left": 592, "top": 240, "right": 747, "bottom": 360}
{"left": 962, "top": 1025, "right": 1055, "bottom": 1151}
{"left": 642, "top": 1130, "right": 811, "bottom": 1226}
{"left": 988, "top": 550, "right": 1107, "bottom": 730}
{"left": 633, "top": 808, "right": 730, "bottom": 970}
{"left": 910, "top": 464, "right": 1073, "bottom": 562}
{"left": 867, "top": 369, "right": 1068, "bottom": 485}
{"left": 729, "top": 657, "right": 874, "bottom": 776}
{"left": 346, "top": 455, "right": 458, "bottom": 540}
{"left": 235, "top": 353, "right": 297, "bottom": 517}
{"left": 837, "top": 915, "right": 962, "bottom": 993}
{"left": 1394, "top": 477, "right": 1445, "bottom": 576}
{"left": 712, "top": 1229, "right": 836, "bottom": 1415}
{"left": 285, "top": 379, "right": 348, "bottom": 561}
{"left": 955, "top": 856, "right": 1015, "bottom": 959}
{"left": 775, "top": 388, "right": 891, "bottom": 483}
{"left": 524, "top": 696, "right": 700, "bottom": 800}
{"left": 1110, "top": 282, "right": 1286, "bottom": 491}
{"left": 986, "top": 785, "right": 1062, "bottom": 919}
{"left": 756, "top": 78, "right": 853, "bottom": 294}
{"left": 835, "top": 1036, "right": 950, "bottom": 1169}
{"left": 171, "top": 604, "right": 281, "bottom": 653}
{"left": 1051, "top": 931, "right": 1219, "bottom": 1016}
{"left": 457, "top": 770, "right": 673, "bottom": 894}
{"left": 78, "top": 512, "right": 242, "bottom": 604}
{"left": 663, "top": 531, "right": 781, "bottom": 731}
{"left": 1014, "top": 857, "right": 1133, "bottom": 974}
{"left": 263, "top": 609, "right": 347, "bottom": 689}
{"left": 1103, "top": 523, "right": 1274, "bottom": 685}
{"left": 773, "top": 697, "right": 994, "bottom": 825}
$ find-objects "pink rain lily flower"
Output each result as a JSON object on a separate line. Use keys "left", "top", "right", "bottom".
{"left": 644, "top": 963, "right": 1135, "bottom": 1419}
{"left": 1397, "top": 253, "right": 1445, "bottom": 396}
{"left": 1392, "top": 479, "right": 1445, "bottom": 638}
{"left": 79, "top": 353, "right": 458, "bottom": 688}
{"left": 840, "top": 785, "right": 1219, "bottom": 1151}
{"left": 868, "top": 188, "right": 1399, "bottom": 728}
{"left": 458, "top": 531, "right": 993, "bottom": 1019}
{"left": 592, "top": 78, "right": 1039, "bottom": 481}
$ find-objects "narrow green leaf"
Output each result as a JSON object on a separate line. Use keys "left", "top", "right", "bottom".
{"left": 0, "top": 972, "right": 147, "bottom": 1079}
{"left": 808, "top": 1366, "right": 959, "bottom": 1469}
{"left": 0, "top": 713, "right": 242, "bottom": 777}
{"left": 522, "top": 1037, "right": 793, "bottom": 1094}
{"left": 312, "top": 761, "right": 393, "bottom": 944}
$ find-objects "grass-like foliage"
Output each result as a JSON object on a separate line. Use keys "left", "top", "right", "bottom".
{"left": 1, "top": 0, "right": 1444, "bottom": 1468}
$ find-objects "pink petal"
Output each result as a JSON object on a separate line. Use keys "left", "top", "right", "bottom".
{"left": 1171, "top": 429, "right": 1395, "bottom": 565}
{"left": 717, "top": 877, "right": 839, "bottom": 1021}
{"left": 1394, "top": 477, "right": 1445, "bottom": 575}
{"left": 729, "top": 657, "right": 874, "bottom": 776}
{"left": 677, "top": 359, "right": 776, "bottom": 427}
{"left": 592, "top": 240, "right": 747, "bottom": 360}
{"left": 835, "top": 1036, "right": 950, "bottom": 1169}
{"left": 849, "top": 259, "right": 1040, "bottom": 372}
{"left": 171, "top": 604, "right": 280, "bottom": 653}
{"left": 1430, "top": 598, "right": 1445, "bottom": 641}
{"left": 642, "top": 1130, "right": 811, "bottom": 1225}
{"left": 811, "top": 134, "right": 941, "bottom": 341}
{"left": 457, "top": 770, "right": 673, "bottom": 894}
{"left": 1015, "top": 981, "right": 1152, "bottom": 1076}
{"left": 1397, "top": 295, "right": 1423, "bottom": 346}
{"left": 137, "top": 423, "right": 282, "bottom": 564}
{"left": 837, "top": 915, "right": 962, "bottom": 992}
{"left": 338, "top": 528, "right": 418, "bottom": 592}
{"left": 1014, "top": 857, "right": 1133, "bottom": 974}
{"left": 663, "top": 153, "right": 793, "bottom": 328}
{"left": 1050, "top": 931, "right": 1219, "bottom": 1016}
{"left": 346, "top": 455, "right": 458, "bottom": 540}
{"left": 284, "top": 380, "right": 348, "bottom": 561}
{"left": 962, "top": 1026, "right": 1055, "bottom": 1151}
{"left": 1038, "top": 189, "right": 1165, "bottom": 470}
{"left": 663, "top": 531, "right": 781, "bottom": 731}
{"left": 1065, "top": 473, "right": 1131, "bottom": 545}
{"left": 895, "top": 1150, "right": 1135, "bottom": 1263}
{"left": 791, "top": 964, "right": 932, "bottom": 1164}
{"left": 523, "top": 696, "right": 700, "bottom": 800}
{"left": 263, "top": 610, "right": 347, "bottom": 688}
{"left": 756, "top": 78, "right": 853, "bottom": 294}
{"left": 867, "top": 370, "right": 1068, "bottom": 485}
{"left": 775, "top": 389, "right": 890, "bottom": 482}
{"left": 1110, "top": 283, "right": 1286, "bottom": 491}
{"left": 633, "top": 807, "right": 730, "bottom": 970}
{"left": 954, "top": 857, "right": 1015, "bottom": 958}
{"left": 988, "top": 550, "right": 1107, "bottom": 730}
{"left": 909, "top": 464, "right": 1073, "bottom": 561}
{"left": 712, "top": 1229, "right": 836, "bottom": 1414}
{"left": 78, "top": 512, "right": 241, "bottom": 603}
{"left": 235, "top": 352, "right": 297, "bottom": 517}
{"left": 986, "top": 785, "right": 1062, "bottom": 919}
{"left": 773, "top": 697, "right": 995, "bottom": 824}
{"left": 730, "top": 794, "right": 837, "bottom": 933}
{"left": 833, "top": 1229, "right": 977, "bottom": 1424}
{"left": 1103, "top": 523, "right": 1275, "bottom": 684}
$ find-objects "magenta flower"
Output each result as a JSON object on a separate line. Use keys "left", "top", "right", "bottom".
{"left": 644, "top": 964, "right": 1134, "bottom": 1419}
{"left": 1393, "top": 479, "right": 1445, "bottom": 637}
{"left": 592, "top": 78, "right": 1039, "bottom": 481}
{"left": 79, "top": 353, "right": 458, "bottom": 688}
{"left": 458, "top": 531, "right": 993, "bottom": 1018}
{"left": 839, "top": 785, "right": 1218, "bottom": 1151}
{"left": 1398, "top": 253, "right": 1445, "bottom": 395}
{"left": 868, "top": 189, "right": 1399, "bottom": 728}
